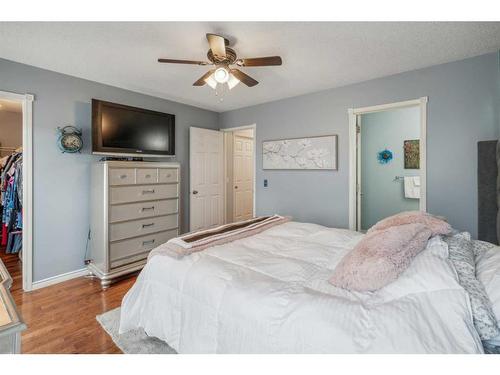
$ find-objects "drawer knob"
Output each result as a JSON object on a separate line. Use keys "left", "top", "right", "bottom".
{"left": 142, "top": 223, "right": 155, "bottom": 228}
{"left": 166, "top": 174, "right": 171, "bottom": 177}
{"left": 145, "top": 174, "right": 151, "bottom": 178}
{"left": 142, "top": 189, "right": 155, "bottom": 194}
{"left": 142, "top": 239, "right": 155, "bottom": 246}
{"left": 142, "top": 206, "right": 155, "bottom": 211}
{"left": 192, "top": 190, "right": 198, "bottom": 195}
{"left": 120, "top": 175, "right": 127, "bottom": 179}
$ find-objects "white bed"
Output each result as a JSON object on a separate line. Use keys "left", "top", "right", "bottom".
{"left": 119, "top": 221, "right": 483, "bottom": 353}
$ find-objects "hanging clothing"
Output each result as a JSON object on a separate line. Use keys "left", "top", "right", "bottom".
{"left": 0, "top": 151, "right": 22, "bottom": 253}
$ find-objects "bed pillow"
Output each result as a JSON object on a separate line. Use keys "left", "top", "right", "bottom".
{"left": 444, "top": 233, "right": 500, "bottom": 341}
{"left": 475, "top": 240, "right": 500, "bottom": 352}
{"left": 475, "top": 241, "right": 500, "bottom": 330}
{"left": 368, "top": 211, "right": 452, "bottom": 236}
{"left": 473, "top": 239, "right": 498, "bottom": 260}
{"left": 330, "top": 223, "right": 432, "bottom": 292}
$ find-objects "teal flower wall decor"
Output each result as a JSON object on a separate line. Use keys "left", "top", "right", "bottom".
{"left": 377, "top": 149, "right": 393, "bottom": 164}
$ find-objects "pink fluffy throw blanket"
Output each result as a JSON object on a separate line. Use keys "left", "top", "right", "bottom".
{"left": 330, "top": 223, "right": 432, "bottom": 292}
{"left": 368, "top": 210, "right": 451, "bottom": 236}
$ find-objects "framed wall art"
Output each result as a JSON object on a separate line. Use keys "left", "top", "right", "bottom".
{"left": 404, "top": 139, "right": 420, "bottom": 169}
{"left": 262, "top": 135, "right": 338, "bottom": 170}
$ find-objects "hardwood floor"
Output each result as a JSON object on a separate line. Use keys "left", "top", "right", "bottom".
{"left": 1, "top": 247, "right": 136, "bottom": 353}
{"left": 0, "top": 250, "right": 22, "bottom": 294}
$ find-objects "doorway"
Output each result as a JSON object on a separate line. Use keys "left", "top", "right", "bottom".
{"left": 223, "top": 126, "right": 255, "bottom": 224}
{"left": 0, "top": 90, "right": 34, "bottom": 291}
{"left": 188, "top": 124, "right": 256, "bottom": 232}
{"left": 348, "top": 98, "right": 427, "bottom": 231}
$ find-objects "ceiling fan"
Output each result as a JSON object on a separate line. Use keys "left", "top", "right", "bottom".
{"left": 158, "top": 33, "right": 282, "bottom": 91}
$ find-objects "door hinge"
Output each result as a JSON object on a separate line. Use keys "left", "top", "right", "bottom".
{"left": 356, "top": 125, "right": 360, "bottom": 134}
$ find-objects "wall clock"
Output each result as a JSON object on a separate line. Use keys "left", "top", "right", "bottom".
{"left": 57, "top": 126, "right": 83, "bottom": 153}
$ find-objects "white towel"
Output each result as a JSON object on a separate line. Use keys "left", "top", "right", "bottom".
{"left": 404, "top": 176, "right": 420, "bottom": 199}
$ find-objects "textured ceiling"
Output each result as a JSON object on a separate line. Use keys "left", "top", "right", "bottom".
{"left": 1, "top": 22, "right": 499, "bottom": 112}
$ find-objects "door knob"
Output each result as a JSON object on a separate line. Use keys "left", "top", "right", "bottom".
{"left": 192, "top": 190, "right": 198, "bottom": 195}
{"left": 234, "top": 186, "right": 238, "bottom": 189}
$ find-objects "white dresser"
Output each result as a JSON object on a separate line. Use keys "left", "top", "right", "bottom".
{"left": 88, "top": 161, "right": 180, "bottom": 288}
{"left": 0, "top": 259, "right": 25, "bottom": 354}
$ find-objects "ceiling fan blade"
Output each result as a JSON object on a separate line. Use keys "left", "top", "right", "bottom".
{"left": 206, "top": 33, "right": 227, "bottom": 60}
{"left": 158, "top": 58, "right": 208, "bottom": 65}
{"left": 230, "top": 69, "right": 259, "bottom": 87}
{"left": 236, "top": 56, "right": 282, "bottom": 67}
{"left": 193, "top": 69, "right": 216, "bottom": 86}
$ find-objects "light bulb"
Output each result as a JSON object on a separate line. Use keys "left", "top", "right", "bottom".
{"left": 214, "top": 67, "right": 229, "bottom": 83}
{"left": 205, "top": 74, "right": 218, "bottom": 89}
{"left": 227, "top": 74, "right": 240, "bottom": 90}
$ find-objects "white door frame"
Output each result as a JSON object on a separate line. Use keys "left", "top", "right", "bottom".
{"left": 348, "top": 97, "right": 427, "bottom": 231}
{"left": 0, "top": 89, "right": 34, "bottom": 291}
{"left": 356, "top": 115, "right": 362, "bottom": 231}
{"left": 220, "top": 124, "right": 257, "bottom": 223}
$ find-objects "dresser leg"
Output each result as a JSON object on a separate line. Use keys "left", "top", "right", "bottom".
{"left": 14, "top": 332, "right": 22, "bottom": 354}
{"left": 101, "top": 279, "right": 112, "bottom": 290}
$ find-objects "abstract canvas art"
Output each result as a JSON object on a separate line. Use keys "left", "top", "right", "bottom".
{"left": 262, "top": 135, "right": 337, "bottom": 170}
{"left": 404, "top": 139, "right": 420, "bottom": 169}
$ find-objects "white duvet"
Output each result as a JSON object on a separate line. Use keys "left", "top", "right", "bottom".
{"left": 119, "top": 222, "right": 483, "bottom": 353}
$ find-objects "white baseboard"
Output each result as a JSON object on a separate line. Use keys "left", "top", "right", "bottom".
{"left": 31, "top": 268, "right": 89, "bottom": 290}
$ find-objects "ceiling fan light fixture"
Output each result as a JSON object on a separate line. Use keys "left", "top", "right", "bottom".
{"left": 214, "top": 66, "right": 230, "bottom": 83}
{"left": 227, "top": 74, "right": 240, "bottom": 90}
{"left": 158, "top": 33, "right": 281, "bottom": 95}
{"left": 205, "top": 74, "right": 218, "bottom": 89}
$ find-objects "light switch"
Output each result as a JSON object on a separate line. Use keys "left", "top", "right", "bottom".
{"left": 264, "top": 179, "right": 268, "bottom": 187}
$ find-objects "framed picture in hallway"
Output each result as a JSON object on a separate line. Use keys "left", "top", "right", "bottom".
{"left": 262, "top": 135, "right": 338, "bottom": 170}
{"left": 404, "top": 139, "right": 420, "bottom": 169}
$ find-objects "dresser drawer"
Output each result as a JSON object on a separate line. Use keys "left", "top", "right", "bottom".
{"left": 136, "top": 168, "right": 158, "bottom": 184}
{"left": 109, "top": 228, "right": 179, "bottom": 268}
{"left": 158, "top": 168, "right": 179, "bottom": 183}
{"left": 110, "top": 199, "right": 178, "bottom": 223}
{"left": 110, "top": 214, "right": 178, "bottom": 242}
{"left": 109, "top": 168, "right": 135, "bottom": 185}
{"left": 110, "top": 184, "right": 179, "bottom": 204}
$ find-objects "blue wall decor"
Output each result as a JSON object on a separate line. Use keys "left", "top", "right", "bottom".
{"left": 377, "top": 149, "right": 393, "bottom": 164}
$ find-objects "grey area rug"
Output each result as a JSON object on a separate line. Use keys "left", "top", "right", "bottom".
{"left": 96, "top": 307, "right": 177, "bottom": 354}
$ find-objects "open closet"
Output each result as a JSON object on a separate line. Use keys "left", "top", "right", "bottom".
{"left": 0, "top": 98, "right": 23, "bottom": 290}
{"left": 1, "top": 147, "right": 23, "bottom": 253}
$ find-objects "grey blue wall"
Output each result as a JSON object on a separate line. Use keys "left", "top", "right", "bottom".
{"left": 219, "top": 52, "right": 500, "bottom": 238}
{"left": 360, "top": 107, "right": 420, "bottom": 230}
{"left": 0, "top": 58, "right": 219, "bottom": 282}
{"left": 1, "top": 51, "right": 499, "bottom": 282}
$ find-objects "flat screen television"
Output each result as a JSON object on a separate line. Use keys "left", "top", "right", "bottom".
{"left": 92, "top": 99, "right": 175, "bottom": 157}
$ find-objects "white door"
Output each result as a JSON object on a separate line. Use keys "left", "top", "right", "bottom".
{"left": 233, "top": 134, "right": 254, "bottom": 221}
{"left": 190, "top": 127, "right": 224, "bottom": 231}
